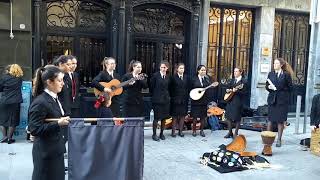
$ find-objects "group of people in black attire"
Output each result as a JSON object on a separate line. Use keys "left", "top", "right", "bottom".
{"left": 1, "top": 55, "right": 320, "bottom": 180}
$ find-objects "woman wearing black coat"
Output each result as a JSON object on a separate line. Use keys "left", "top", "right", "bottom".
{"left": 266, "top": 58, "right": 293, "bottom": 147}
{"left": 310, "top": 94, "right": 320, "bottom": 130}
{"left": 122, "top": 60, "right": 148, "bottom": 117}
{"left": 224, "top": 67, "right": 247, "bottom": 138}
{"left": 150, "top": 61, "right": 170, "bottom": 141}
{"left": 92, "top": 57, "right": 121, "bottom": 117}
{"left": 28, "top": 66, "right": 70, "bottom": 180}
{"left": 169, "top": 63, "right": 189, "bottom": 137}
{"left": 0, "top": 64, "right": 23, "bottom": 144}
{"left": 190, "top": 65, "right": 212, "bottom": 137}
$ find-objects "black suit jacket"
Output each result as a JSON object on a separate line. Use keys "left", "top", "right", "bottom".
{"left": 28, "top": 92, "right": 66, "bottom": 159}
{"left": 121, "top": 73, "right": 148, "bottom": 105}
{"left": 58, "top": 73, "right": 72, "bottom": 116}
{"left": 150, "top": 72, "right": 170, "bottom": 104}
{"left": 97, "top": 106, "right": 113, "bottom": 118}
{"left": 266, "top": 71, "right": 293, "bottom": 105}
{"left": 310, "top": 94, "right": 320, "bottom": 126}
{"left": 69, "top": 72, "right": 80, "bottom": 108}
{"left": 190, "top": 76, "right": 212, "bottom": 106}
{"left": 0, "top": 74, "right": 22, "bottom": 104}
{"left": 169, "top": 74, "right": 190, "bottom": 105}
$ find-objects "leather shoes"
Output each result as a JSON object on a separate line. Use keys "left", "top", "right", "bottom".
{"left": 171, "top": 133, "right": 176, "bottom": 138}
{"left": 0, "top": 137, "right": 8, "bottom": 143}
{"left": 224, "top": 132, "right": 233, "bottom": 139}
{"left": 200, "top": 131, "right": 205, "bottom": 137}
{"left": 159, "top": 134, "right": 166, "bottom": 140}
{"left": 7, "top": 139, "right": 15, "bottom": 144}
{"left": 192, "top": 132, "right": 197, "bottom": 137}
{"left": 152, "top": 135, "right": 160, "bottom": 141}
{"left": 276, "top": 140, "right": 282, "bottom": 147}
{"left": 178, "top": 131, "right": 184, "bottom": 137}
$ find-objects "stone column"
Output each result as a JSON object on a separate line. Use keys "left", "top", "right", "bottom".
{"left": 117, "top": 0, "right": 126, "bottom": 75}
{"left": 250, "top": 6, "right": 275, "bottom": 109}
{"left": 33, "top": 0, "right": 41, "bottom": 69}
{"left": 199, "top": 0, "right": 210, "bottom": 65}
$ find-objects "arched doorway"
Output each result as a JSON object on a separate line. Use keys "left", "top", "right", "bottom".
{"left": 41, "top": 0, "right": 112, "bottom": 86}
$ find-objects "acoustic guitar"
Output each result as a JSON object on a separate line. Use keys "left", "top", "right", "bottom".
{"left": 93, "top": 73, "right": 147, "bottom": 97}
{"left": 189, "top": 82, "right": 219, "bottom": 100}
{"left": 223, "top": 83, "right": 244, "bottom": 102}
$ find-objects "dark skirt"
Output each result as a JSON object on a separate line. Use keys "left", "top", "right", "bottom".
{"left": 171, "top": 103, "right": 187, "bottom": 117}
{"left": 225, "top": 104, "right": 242, "bottom": 122}
{"left": 268, "top": 103, "right": 288, "bottom": 123}
{"left": 191, "top": 105, "right": 207, "bottom": 119}
{"left": 153, "top": 104, "right": 170, "bottom": 120}
{"left": 0, "top": 103, "right": 20, "bottom": 127}
{"left": 122, "top": 104, "right": 144, "bottom": 117}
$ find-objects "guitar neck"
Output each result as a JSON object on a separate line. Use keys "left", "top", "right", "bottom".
{"left": 117, "top": 78, "right": 136, "bottom": 88}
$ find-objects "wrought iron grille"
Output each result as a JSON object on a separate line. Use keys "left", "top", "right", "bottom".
{"left": 273, "top": 12, "right": 310, "bottom": 111}
{"left": 207, "top": 7, "right": 253, "bottom": 83}
{"left": 207, "top": 6, "right": 254, "bottom": 105}
{"left": 133, "top": 8, "right": 185, "bottom": 36}
{"left": 79, "top": 38, "right": 106, "bottom": 86}
{"left": 47, "top": 0, "right": 108, "bottom": 32}
{"left": 46, "top": 35, "right": 74, "bottom": 64}
{"left": 273, "top": 12, "right": 310, "bottom": 86}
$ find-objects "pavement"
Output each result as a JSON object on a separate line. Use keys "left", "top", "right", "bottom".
{"left": 0, "top": 117, "right": 319, "bottom": 180}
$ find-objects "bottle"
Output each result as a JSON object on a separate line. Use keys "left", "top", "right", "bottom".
{"left": 149, "top": 109, "right": 154, "bottom": 122}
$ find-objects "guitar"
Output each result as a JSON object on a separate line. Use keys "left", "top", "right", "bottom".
{"left": 93, "top": 73, "right": 147, "bottom": 97}
{"left": 189, "top": 82, "right": 219, "bottom": 100}
{"left": 223, "top": 83, "right": 244, "bottom": 102}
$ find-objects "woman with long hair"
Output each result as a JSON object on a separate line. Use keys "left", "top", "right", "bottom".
{"left": 224, "top": 67, "right": 247, "bottom": 138}
{"left": 28, "top": 66, "right": 70, "bottom": 180}
{"left": 190, "top": 65, "right": 212, "bottom": 137}
{"left": 169, "top": 63, "right": 189, "bottom": 137}
{"left": 150, "top": 61, "right": 170, "bottom": 141}
{"left": 0, "top": 64, "right": 23, "bottom": 144}
{"left": 266, "top": 58, "right": 293, "bottom": 147}
{"left": 121, "top": 60, "right": 148, "bottom": 117}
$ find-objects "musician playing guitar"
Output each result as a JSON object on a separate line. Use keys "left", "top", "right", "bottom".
{"left": 190, "top": 65, "right": 215, "bottom": 137}
{"left": 121, "top": 60, "right": 148, "bottom": 117}
{"left": 92, "top": 57, "right": 121, "bottom": 117}
{"left": 224, "top": 67, "right": 247, "bottom": 139}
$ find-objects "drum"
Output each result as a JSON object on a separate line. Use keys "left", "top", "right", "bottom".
{"left": 261, "top": 131, "right": 276, "bottom": 156}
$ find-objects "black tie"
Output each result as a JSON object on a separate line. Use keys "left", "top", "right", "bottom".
{"left": 163, "top": 75, "right": 165, "bottom": 79}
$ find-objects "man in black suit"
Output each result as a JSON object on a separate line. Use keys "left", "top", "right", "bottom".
{"left": 67, "top": 55, "right": 81, "bottom": 118}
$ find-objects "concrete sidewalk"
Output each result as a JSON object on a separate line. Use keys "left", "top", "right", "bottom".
{"left": 0, "top": 118, "right": 319, "bottom": 180}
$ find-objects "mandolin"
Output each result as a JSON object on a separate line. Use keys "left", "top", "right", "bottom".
{"left": 223, "top": 83, "right": 244, "bottom": 102}
{"left": 93, "top": 73, "right": 147, "bottom": 97}
{"left": 189, "top": 82, "right": 219, "bottom": 100}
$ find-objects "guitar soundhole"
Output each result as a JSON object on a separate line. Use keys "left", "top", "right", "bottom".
{"left": 111, "top": 86, "right": 116, "bottom": 91}
{"left": 198, "top": 90, "right": 202, "bottom": 93}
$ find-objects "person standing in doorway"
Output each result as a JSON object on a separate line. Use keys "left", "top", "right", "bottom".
{"left": 190, "top": 65, "right": 212, "bottom": 137}
{"left": 150, "top": 61, "right": 171, "bottom": 141}
{"left": 121, "top": 60, "right": 148, "bottom": 117}
{"left": 224, "top": 67, "right": 247, "bottom": 138}
{"left": 92, "top": 57, "right": 121, "bottom": 117}
{"left": 67, "top": 55, "right": 81, "bottom": 118}
{"left": 0, "top": 64, "right": 23, "bottom": 144}
{"left": 266, "top": 58, "right": 293, "bottom": 147}
{"left": 169, "top": 63, "right": 189, "bottom": 137}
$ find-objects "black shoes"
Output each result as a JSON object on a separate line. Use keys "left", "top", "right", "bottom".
{"left": 152, "top": 135, "right": 160, "bottom": 141}
{"left": 178, "top": 131, "right": 184, "bottom": 137}
{"left": 192, "top": 132, "right": 197, "bottom": 137}
{"left": 276, "top": 139, "right": 282, "bottom": 147}
{"left": 7, "top": 139, "right": 15, "bottom": 144}
{"left": 200, "top": 131, "right": 205, "bottom": 137}
{"left": 224, "top": 132, "right": 233, "bottom": 139}
{"left": 159, "top": 134, "right": 166, "bottom": 140}
{"left": 0, "top": 137, "right": 8, "bottom": 143}
{"left": 171, "top": 133, "right": 176, "bottom": 138}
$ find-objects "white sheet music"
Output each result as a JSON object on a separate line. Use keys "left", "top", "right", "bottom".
{"left": 267, "top": 78, "right": 277, "bottom": 90}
